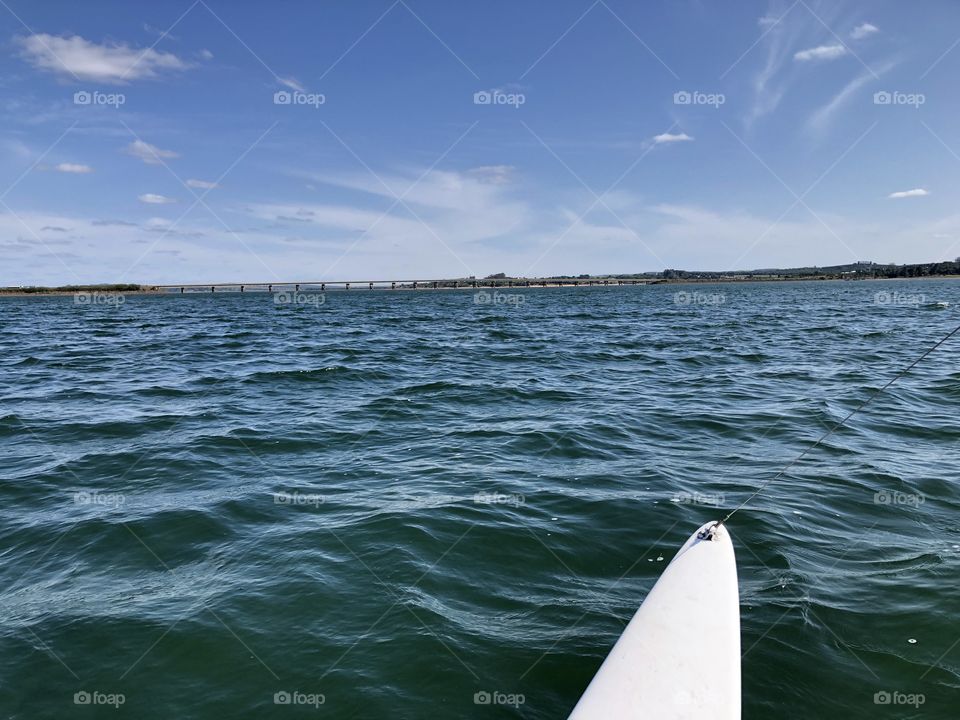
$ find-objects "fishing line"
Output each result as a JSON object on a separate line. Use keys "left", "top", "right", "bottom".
{"left": 720, "top": 319, "right": 960, "bottom": 526}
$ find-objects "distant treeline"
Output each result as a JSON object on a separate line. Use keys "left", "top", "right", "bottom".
{"left": 0, "top": 284, "right": 144, "bottom": 294}
{"left": 629, "top": 259, "right": 960, "bottom": 281}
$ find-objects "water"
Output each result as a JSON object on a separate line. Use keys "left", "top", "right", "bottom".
{"left": 1, "top": 280, "right": 958, "bottom": 718}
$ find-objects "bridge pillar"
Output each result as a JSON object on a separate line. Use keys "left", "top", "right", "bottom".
{"left": 369, "top": 282, "right": 373, "bottom": 290}
{"left": 211, "top": 286, "right": 215, "bottom": 293}
{"left": 345, "top": 283, "right": 350, "bottom": 290}
{"left": 391, "top": 282, "right": 395, "bottom": 290}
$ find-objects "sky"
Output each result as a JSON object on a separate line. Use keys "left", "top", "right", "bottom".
{"left": 2, "top": 0, "right": 960, "bottom": 285}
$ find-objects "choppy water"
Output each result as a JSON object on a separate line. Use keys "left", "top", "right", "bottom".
{"left": 2, "top": 280, "right": 959, "bottom": 718}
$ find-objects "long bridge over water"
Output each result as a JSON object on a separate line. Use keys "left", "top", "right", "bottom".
{"left": 153, "top": 277, "right": 657, "bottom": 293}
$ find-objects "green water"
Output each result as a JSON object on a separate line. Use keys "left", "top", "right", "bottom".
{"left": 1, "top": 280, "right": 958, "bottom": 718}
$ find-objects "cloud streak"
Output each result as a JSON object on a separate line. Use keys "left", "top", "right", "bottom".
{"left": 125, "top": 140, "right": 179, "bottom": 165}
{"left": 653, "top": 132, "right": 694, "bottom": 144}
{"left": 794, "top": 44, "right": 847, "bottom": 62}
{"left": 889, "top": 188, "right": 929, "bottom": 199}
{"left": 55, "top": 163, "right": 92, "bottom": 174}
{"left": 138, "top": 193, "right": 176, "bottom": 204}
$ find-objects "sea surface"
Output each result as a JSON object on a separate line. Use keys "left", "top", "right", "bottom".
{"left": 1, "top": 280, "right": 959, "bottom": 719}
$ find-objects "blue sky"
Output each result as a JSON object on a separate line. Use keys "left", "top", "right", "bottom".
{"left": 2, "top": 0, "right": 960, "bottom": 285}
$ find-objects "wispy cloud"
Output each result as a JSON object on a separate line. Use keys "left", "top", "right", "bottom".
{"left": 54, "top": 162, "right": 92, "bottom": 174}
{"left": 850, "top": 23, "right": 879, "bottom": 40}
{"left": 125, "top": 139, "right": 179, "bottom": 165}
{"left": 92, "top": 219, "right": 137, "bottom": 227}
{"left": 138, "top": 193, "right": 176, "bottom": 204}
{"left": 16, "top": 34, "right": 190, "bottom": 83}
{"left": 806, "top": 58, "right": 897, "bottom": 133}
{"left": 889, "top": 188, "right": 929, "bottom": 199}
{"left": 278, "top": 77, "right": 305, "bottom": 92}
{"left": 466, "top": 165, "right": 514, "bottom": 185}
{"left": 653, "top": 132, "right": 694, "bottom": 144}
{"left": 186, "top": 179, "right": 218, "bottom": 189}
{"left": 794, "top": 44, "right": 847, "bottom": 62}
{"left": 747, "top": 6, "right": 804, "bottom": 125}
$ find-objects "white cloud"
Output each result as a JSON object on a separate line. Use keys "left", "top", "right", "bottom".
{"left": 198, "top": 49, "right": 214, "bottom": 60}
{"left": 16, "top": 34, "right": 189, "bottom": 83}
{"left": 794, "top": 44, "right": 848, "bottom": 62}
{"left": 653, "top": 132, "right": 693, "bottom": 144}
{"left": 186, "top": 179, "right": 218, "bottom": 189}
{"left": 850, "top": 23, "right": 879, "bottom": 40}
{"left": 888, "top": 188, "right": 929, "bottom": 199}
{"left": 125, "top": 139, "right": 179, "bottom": 165}
{"left": 139, "top": 193, "right": 176, "bottom": 204}
{"left": 55, "top": 163, "right": 92, "bottom": 174}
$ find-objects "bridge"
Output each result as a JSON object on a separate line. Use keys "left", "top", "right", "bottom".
{"left": 152, "top": 277, "right": 657, "bottom": 293}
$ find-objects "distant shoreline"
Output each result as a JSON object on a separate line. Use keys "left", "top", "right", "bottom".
{"left": 2, "top": 274, "right": 960, "bottom": 297}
